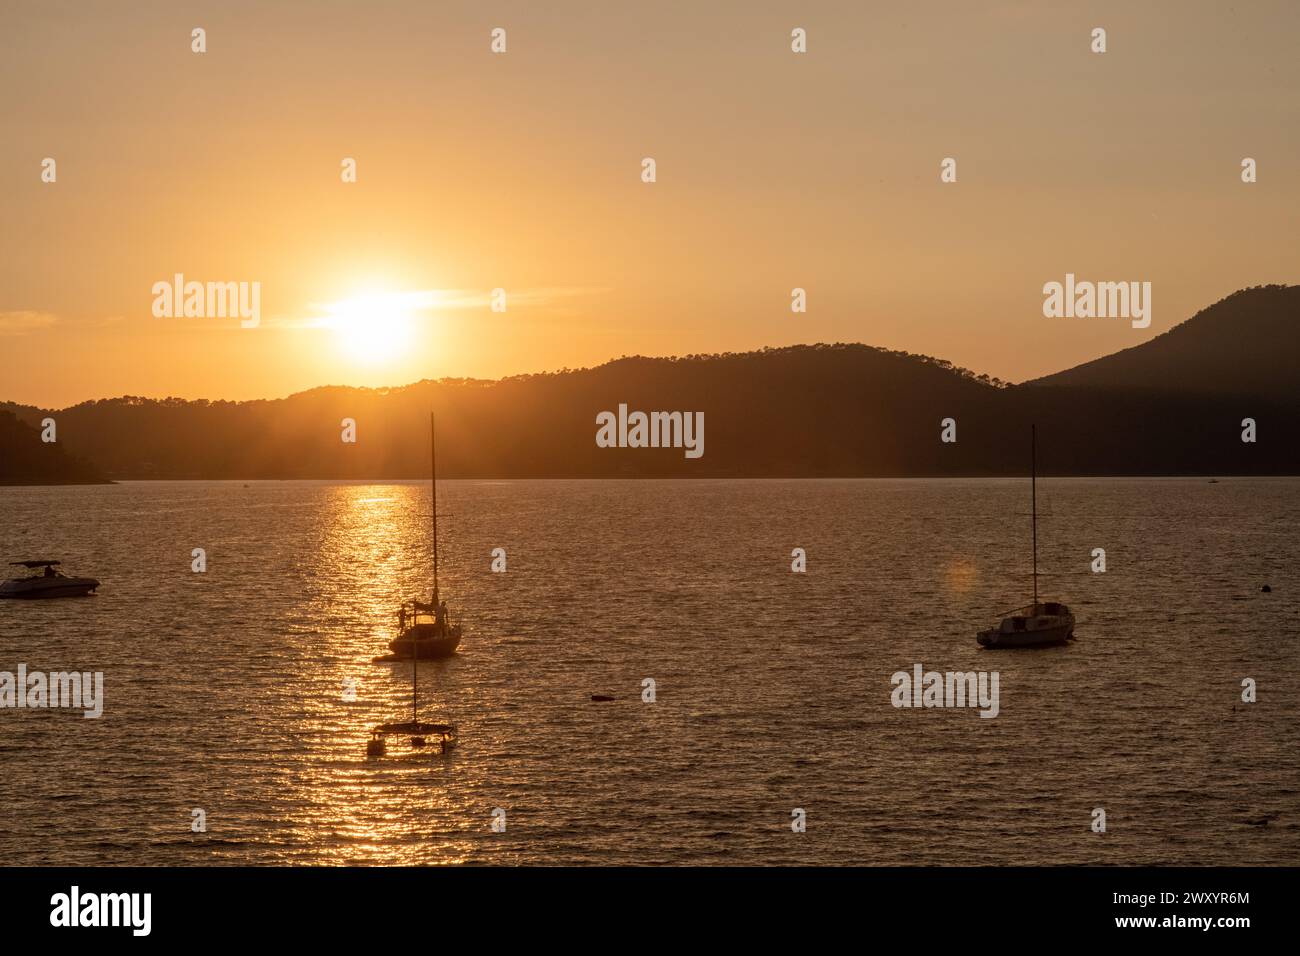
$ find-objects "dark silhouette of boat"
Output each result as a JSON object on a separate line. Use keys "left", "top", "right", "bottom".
{"left": 366, "top": 652, "right": 457, "bottom": 757}
{"left": 386, "top": 412, "right": 462, "bottom": 659}
{"left": 977, "top": 426, "right": 1076, "bottom": 648}
{"left": 0, "top": 560, "right": 100, "bottom": 599}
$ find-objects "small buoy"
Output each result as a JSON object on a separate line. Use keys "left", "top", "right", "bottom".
{"left": 1261, "top": 585, "right": 1272, "bottom": 593}
{"left": 590, "top": 695, "right": 615, "bottom": 702}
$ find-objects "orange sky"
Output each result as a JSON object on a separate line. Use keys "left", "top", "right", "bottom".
{"left": 2, "top": 0, "right": 1298, "bottom": 407}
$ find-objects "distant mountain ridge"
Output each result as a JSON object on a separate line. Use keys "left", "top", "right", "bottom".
{"left": 1030, "top": 285, "right": 1300, "bottom": 402}
{"left": 2, "top": 285, "right": 1296, "bottom": 480}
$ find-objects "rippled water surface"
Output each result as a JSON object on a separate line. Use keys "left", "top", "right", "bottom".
{"left": 1, "top": 478, "right": 1297, "bottom": 865}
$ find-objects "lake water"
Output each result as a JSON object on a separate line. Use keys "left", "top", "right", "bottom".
{"left": 1, "top": 478, "right": 1296, "bottom": 865}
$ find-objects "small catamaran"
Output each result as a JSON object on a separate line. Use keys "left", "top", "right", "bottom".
{"left": 385, "top": 412, "right": 463, "bottom": 660}
{"left": 977, "top": 425, "right": 1076, "bottom": 649}
{"left": 366, "top": 654, "right": 457, "bottom": 757}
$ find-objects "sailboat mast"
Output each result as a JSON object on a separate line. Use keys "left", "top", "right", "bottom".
{"left": 1031, "top": 423, "right": 1038, "bottom": 607}
{"left": 431, "top": 411, "right": 438, "bottom": 603}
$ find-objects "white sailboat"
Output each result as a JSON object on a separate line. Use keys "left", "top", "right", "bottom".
{"left": 977, "top": 425, "right": 1076, "bottom": 649}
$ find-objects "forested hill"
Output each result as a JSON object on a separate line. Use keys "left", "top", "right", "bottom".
{"left": 0, "top": 409, "right": 109, "bottom": 485}
{"left": 2, "top": 286, "right": 1296, "bottom": 479}
{"left": 1031, "top": 285, "right": 1300, "bottom": 404}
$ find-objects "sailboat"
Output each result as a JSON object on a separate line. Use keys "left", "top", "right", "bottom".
{"left": 366, "top": 654, "right": 457, "bottom": 757}
{"left": 386, "top": 412, "right": 463, "bottom": 659}
{"left": 976, "top": 425, "right": 1076, "bottom": 649}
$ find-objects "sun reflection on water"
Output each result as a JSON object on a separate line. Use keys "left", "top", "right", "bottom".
{"left": 278, "top": 484, "right": 481, "bottom": 864}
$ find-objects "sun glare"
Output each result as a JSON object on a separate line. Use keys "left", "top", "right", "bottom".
{"left": 323, "top": 291, "right": 419, "bottom": 364}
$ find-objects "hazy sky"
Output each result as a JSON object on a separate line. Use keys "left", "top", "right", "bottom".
{"left": 3, "top": 0, "right": 1298, "bottom": 407}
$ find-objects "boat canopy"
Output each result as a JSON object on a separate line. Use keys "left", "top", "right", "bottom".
{"left": 10, "top": 560, "right": 60, "bottom": 568}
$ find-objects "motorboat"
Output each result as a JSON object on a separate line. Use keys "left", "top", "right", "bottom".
{"left": 0, "top": 560, "right": 100, "bottom": 599}
{"left": 977, "top": 426, "right": 1077, "bottom": 649}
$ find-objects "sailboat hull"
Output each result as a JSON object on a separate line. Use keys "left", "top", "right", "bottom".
{"left": 388, "top": 623, "right": 461, "bottom": 659}
{"left": 977, "top": 610, "right": 1075, "bottom": 648}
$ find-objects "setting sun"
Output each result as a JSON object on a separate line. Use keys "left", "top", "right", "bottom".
{"left": 323, "top": 291, "right": 421, "bottom": 364}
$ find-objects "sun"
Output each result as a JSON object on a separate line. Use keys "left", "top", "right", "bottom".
{"left": 323, "top": 291, "right": 417, "bottom": 364}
